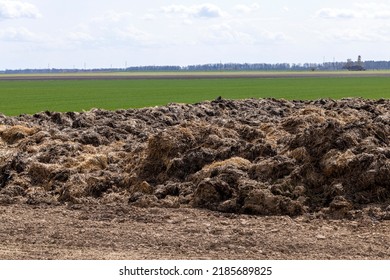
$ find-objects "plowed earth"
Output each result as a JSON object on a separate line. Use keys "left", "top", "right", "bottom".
{"left": 0, "top": 98, "right": 389, "bottom": 259}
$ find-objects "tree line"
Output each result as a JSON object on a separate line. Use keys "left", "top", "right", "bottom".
{"left": 2, "top": 60, "right": 390, "bottom": 74}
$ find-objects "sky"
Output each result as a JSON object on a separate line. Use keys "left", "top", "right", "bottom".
{"left": 1, "top": 0, "right": 390, "bottom": 69}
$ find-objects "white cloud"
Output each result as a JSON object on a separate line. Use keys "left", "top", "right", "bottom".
{"left": 234, "top": 3, "right": 260, "bottom": 14}
{"left": 71, "top": 10, "right": 155, "bottom": 47}
{"left": 3, "top": 1, "right": 390, "bottom": 70}
{"left": 141, "top": 13, "right": 155, "bottom": 21}
{"left": 319, "top": 27, "right": 390, "bottom": 42}
{"left": 373, "top": 11, "right": 390, "bottom": 19}
{"left": 114, "top": 26, "right": 152, "bottom": 44}
{"left": 197, "top": 4, "right": 223, "bottom": 18}
{"left": 0, "top": 0, "right": 41, "bottom": 19}
{"left": 364, "top": 3, "right": 390, "bottom": 19}
{"left": 258, "top": 30, "right": 289, "bottom": 42}
{"left": 316, "top": 8, "right": 359, "bottom": 19}
{"left": 66, "top": 31, "right": 95, "bottom": 43}
{"left": 92, "top": 10, "right": 132, "bottom": 23}
{"left": 203, "top": 23, "right": 288, "bottom": 46}
{"left": 182, "top": 19, "right": 193, "bottom": 25}
{"left": 65, "top": 23, "right": 154, "bottom": 49}
{"left": 355, "top": 2, "right": 390, "bottom": 14}
{"left": 162, "top": 3, "right": 225, "bottom": 18}
{"left": 0, "top": 26, "right": 40, "bottom": 41}
{"left": 205, "top": 23, "right": 254, "bottom": 44}
{"left": 316, "top": 4, "right": 390, "bottom": 20}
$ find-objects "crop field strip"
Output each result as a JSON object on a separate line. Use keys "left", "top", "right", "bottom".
{"left": 0, "top": 71, "right": 389, "bottom": 116}
{"left": 2, "top": 70, "right": 390, "bottom": 80}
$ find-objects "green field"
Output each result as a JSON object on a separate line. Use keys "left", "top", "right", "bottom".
{"left": 0, "top": 75, "right": 389, "bottom": 116}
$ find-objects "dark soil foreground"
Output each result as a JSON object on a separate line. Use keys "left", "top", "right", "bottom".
{"left": 0, "top": 97, "right": 389, "bottom": 259}
{"left": 1, "top": 204, "right": 390, "bottom": 259}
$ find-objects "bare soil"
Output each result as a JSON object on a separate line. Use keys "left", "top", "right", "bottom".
{"left": 1, "top": 204, "right": 390, "bottom": 260}
{"left": 0, "top": 97, "right": 389, "bottom": 259}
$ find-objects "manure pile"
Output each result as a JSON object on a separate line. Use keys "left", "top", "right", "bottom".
{"left": 0, "top": 98, "right": 389, "bottom": 219}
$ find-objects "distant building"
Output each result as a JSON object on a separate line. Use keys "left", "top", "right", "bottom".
{"left": 343, "top": 55, "right": 365, "bottom": 71}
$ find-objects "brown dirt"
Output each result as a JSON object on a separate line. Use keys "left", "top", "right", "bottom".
{"left": 1, "top": 204, "right": 390, "bottom": 260}
{"left": 0, "top": 97, "right": 389, "bottom": 259}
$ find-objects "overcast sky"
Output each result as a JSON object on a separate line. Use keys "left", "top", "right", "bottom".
{"left": 1, "top": 0, "right": 390, "bottom": 69}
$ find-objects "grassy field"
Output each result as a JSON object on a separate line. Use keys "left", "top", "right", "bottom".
{"left": 0, "top": 75, "right": 389, "bottom": 116}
